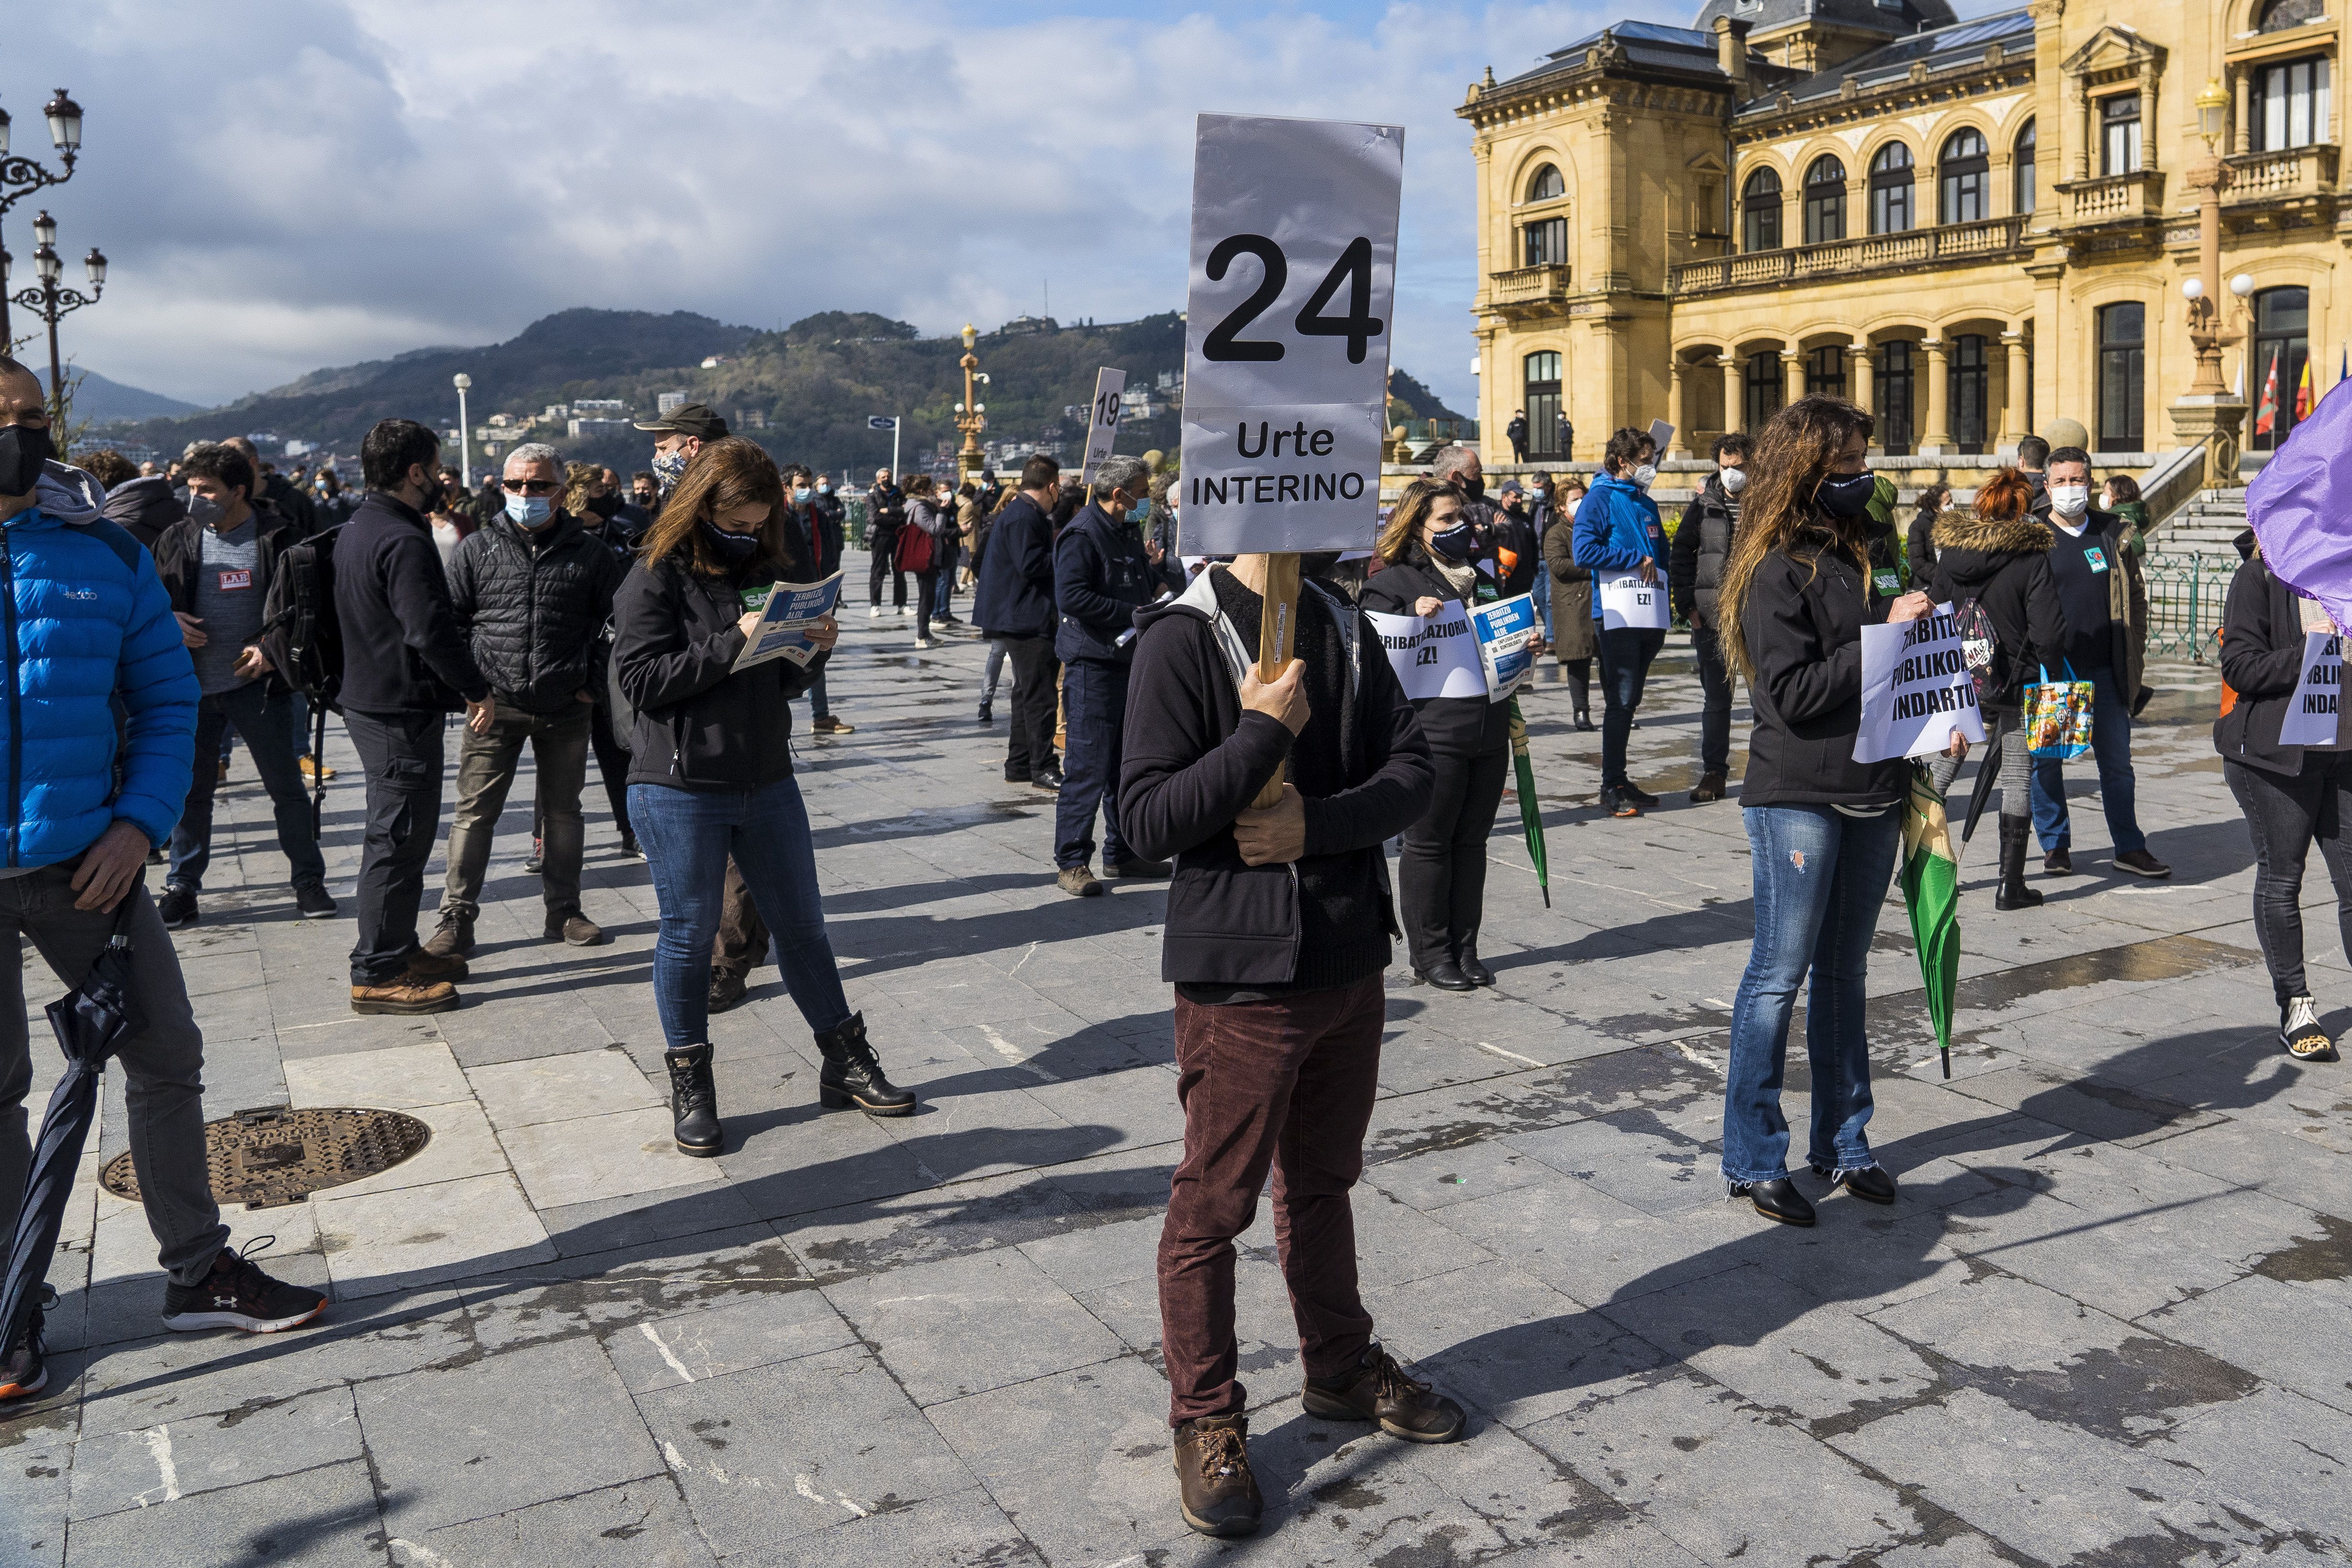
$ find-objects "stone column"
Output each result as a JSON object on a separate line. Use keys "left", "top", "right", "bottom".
{"left": 2072, "top": 83, "right": 2091, "bottom": 180}
{"left": 1782, "top": 348, "right": 1804, "bottom": 406}
{"left": 1667, "top": 359, "right": 1692, "bottom": 456}
{"left": 2233, "top": 68, "right": 2252, "bottom": 156}
{"left": 1853, "top": 341, "right": 1878, "bottom": 453}
{"left": 1999, "top": 330, "right": 2031, "bottom": 448}
{"left": 1720, "top": 353, "right": 1743, "bottom": 434}
{"left": 2138, "top": 75, "right": 2159, "bottom": 171}
{"left": 1919, "top": 338, "right": 1955, "bottom": 454}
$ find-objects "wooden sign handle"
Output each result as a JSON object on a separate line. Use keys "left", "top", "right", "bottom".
{"left": 1249, "top": 552, "right": 1302, "bottom": 810}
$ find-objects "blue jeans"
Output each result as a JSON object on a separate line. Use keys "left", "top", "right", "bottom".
{"left": 2029, "top": 663, "right": 2145, "bottom": 855}
{"left": 1596, "top": 625, "right": 1664, "bottom": 791}
{"left": 934, "top": 549, "right": 957, "bottom": 617}
{"left": 629, "top": 777, "right": 853, "bottom": 1050}
{"left": 1056, "top": 658, "right": 1130, "bottom": 870}
{"left": 1721, "top": 804, "right": 1901, "bottom": 1183}
{"left": 169, "top": 682, "right": 327, "bottom": 893}
{"left": 1532, "top": 570, "right": 1554, "bottom": 644}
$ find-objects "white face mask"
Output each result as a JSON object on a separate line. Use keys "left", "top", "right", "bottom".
{"left": 2049, "top": 483, "right": 2090, "bottom": 518}
{"left": 1720, "top": 467, "right": 1747, "bottom": 496}
{"left": 1630, "top": 463, "right": 1658, "bottom": 489}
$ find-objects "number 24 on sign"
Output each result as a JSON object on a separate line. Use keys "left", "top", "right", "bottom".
{"left": 1201, "top": 236, "right": 1384, "bottom": 364}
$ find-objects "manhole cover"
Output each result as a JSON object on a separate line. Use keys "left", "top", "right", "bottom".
{"left": 101, "top": 1106, "right": 431, "bottom": 1210}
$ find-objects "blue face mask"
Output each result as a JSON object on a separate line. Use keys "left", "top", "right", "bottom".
{"left": 504, "top": 494, "right": 553, "bottom": 527}
{"left": 1127, "top": 499, "right": 1152, "bottom": 526}
{"left": 1429, "top": 520, "right": 1479, "bottom": 562}
{"left": 793, "top": 487, "right": 812, "bottom": 504}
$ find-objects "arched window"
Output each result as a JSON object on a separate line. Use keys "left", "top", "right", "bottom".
{"left": 2097, "top": 302, "right": 2146, "bottom": 452}
{"left": 1741, "top": 168, "right": 1782, "bottom": 252}
{"left": 1939, "top": 129, "right": 1989, "bottom": 224}
{"left": 2260, "top": 0, "right": 2325, "bottom": 32}
{"left": 1523, "top": 352, "right": 1564, "bottom": 460}
{"left": 2014, "top": 119, "right": 2037, "bottom": 214}
{"left": 2252, "top": 55, "right": 2332, "bottom": 150}
{"left": 1803, "top": 156, "right": 1846, "bottom": 244}
{"left": 1527, "top": 163, "right": 1566, "bottom": 202}
{"left": 1869, "top": 143, "right": 1914, "bottom": 233}
{"left": 1744, "top": 350, "right": 1784, "bottom": 432}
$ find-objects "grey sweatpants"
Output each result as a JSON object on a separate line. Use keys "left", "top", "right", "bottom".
{"left": 0, "top": 864, "right": 228, "bottom": 1286}
{"left": 1930, "top": 706, "right": 2029, "bottom": 819}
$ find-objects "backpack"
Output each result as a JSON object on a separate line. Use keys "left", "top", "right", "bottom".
{"left": 259, "top": 525, "right": 345, "bottom": 711}
{"left": 1950, "top": 594, "right": 2007, "bottom": 706}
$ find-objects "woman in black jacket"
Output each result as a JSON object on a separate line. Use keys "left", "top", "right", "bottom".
{"left": 1714, "top": 395, "right": 1963, "bottom": 1228}
{"left": 2216, "top": 529, "right": 2351, "bottom": 1061}
{"left": 614, "top": 438, "right": 914, "bottom": 1154}
{"left": 1361, "top": 478, "right": 1512, "bottom": 991}
{"left": 1920, "top": 468, "right": 2066, "bottom": 910}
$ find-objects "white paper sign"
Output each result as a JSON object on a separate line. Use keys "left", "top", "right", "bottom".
{"left": 1366, "top": 604, "right": 1485, "bottom": 700}
{"left": 1598, "top": 575, "right": 1670, "bottom": 630}
{"left": 1853, "top": 604, "right": 1988, "bottom": 764}
{"left": 1471, "top": 594, "right": 1538, "bottom": 705}
{"left": 2280, "top": 630, "right": 2344, "bottom": 746}
{"left": 1079, "top": 367, "right": 1126, "bottom": 487}
{"left": 1178, "top": 113, "right": 1404, "bottom": 554}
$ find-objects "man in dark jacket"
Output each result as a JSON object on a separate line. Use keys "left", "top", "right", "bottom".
{"left": 154, "top": 443, "right": 332, "bottom": 928}
{"left": 1050, "top": 454, "right": 1181, "bottom": 897}
{"left": 226, "top": 437, "right": 318, "bottom": 537}
{"left": 1118, "top": 558, "right": 1455, "bottom": 1538}
{"left": 2030, "top": 445, "right": 2166, "bottom": 879}
{"left": 1668, "top": 432, "right": 1751, "bottom": 802}
{"left": 865, "top": 465, "right": 908, "bottom": 617}
{"left": 335, "top": 418, "right": 495, "bottom": 1016}
{"left": 424, "top": 444, "right": 623, "bottom": 958}
{"left": 974, "top": 454, "right": 1066, "bottom": 790}
{"left": 1505, "top": 409, "right": 1528, "bottom": 463}
{"left": 98, "top": 467, "right": 186, "bottom": 552}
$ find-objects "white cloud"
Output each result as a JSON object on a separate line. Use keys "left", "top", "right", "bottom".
{"left": 20, "top": 0, "right": 1617, "bottom": 412}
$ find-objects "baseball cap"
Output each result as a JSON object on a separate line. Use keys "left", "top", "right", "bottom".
{"left": 632, "top": 403, "right": 730, "bottom": 440}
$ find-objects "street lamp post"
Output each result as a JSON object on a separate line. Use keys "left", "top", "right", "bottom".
{"left": 453, "top": 372, "right": 472, "bottom": 487}
{"left": 6, "top": 211, "right": 104, "bottom": 431}
{"left": 2169, "top": 79, "right": 2250, "bottom": 482}
{"left": 0, "top": 89, "right": 84, "bottom": 347}
{"left": 953, "top": 324, "right": 987, "bottom": 485}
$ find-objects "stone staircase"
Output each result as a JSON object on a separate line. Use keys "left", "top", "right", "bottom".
{"left": 2152, "top": 487, "right": 2248, "bottom": 559}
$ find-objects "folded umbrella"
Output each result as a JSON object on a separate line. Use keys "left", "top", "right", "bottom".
{"left": 1508, "top": 699, "right": 1550, "bottom": 908}
{"left": 1957, "top": 724, "right": 2003, "bottom": 852}
{"left": 0, "top": 902, "right": 140, "bottom": 1360}
{"left": 1900, "top": 761, "right": 1962, "bottom": 1080}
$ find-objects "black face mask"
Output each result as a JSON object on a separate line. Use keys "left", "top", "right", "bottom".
{"left": 1815, "top": 471, "right": 1877, "bottom": 520}
{"left": 700, "top": 517, "right": 762, "bottom": 564}
{"left": 1459, "top": 476, "right": 1485, "bottom": 502}
{"left": 0, "top": 424, "right": 55, "bottom": 498}
{"left": 585, "top": 492, "right": 621, "bottom": 520}
{"left": 1429, "top": 520, "right": 1479, "bottom": 562}
{"left": 411, "top": 471, "right": 443, "bottom": 514}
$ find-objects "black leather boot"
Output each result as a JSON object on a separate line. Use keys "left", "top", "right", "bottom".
{"left": 665, "top": 1044, "right": 723, "bottom": 1156}
{"left": 1994, "top": 817, "right": 2043, "bottom": 910}
{"left": 814, "top": 1012, "right": 917, "bottom": 1116}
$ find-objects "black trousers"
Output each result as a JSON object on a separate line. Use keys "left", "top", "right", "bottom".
{"left": 589, "top": 698, "right": 632, "bottom": 841}
{"left": 1692, "top": 625, "right": 1734, "bottom": 779}
{"left": 344, "top": 707, "right": 446, "bottom": 986}
{"left": 868, "top": 527, "right": 907, "bottom": 608}
{"left": 1001, "top": 635, "right": 1062, "bottom": 779}
{"left": 2227, "top": 753, "right": 2352, "bottom": 1008}
{"left": 1399, "top": 747, "right": 1510, "bottom": 971}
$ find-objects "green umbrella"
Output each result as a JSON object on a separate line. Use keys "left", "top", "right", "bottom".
{"left": 1900, "top": 760, "right": 1962, "bottom": 1078}
{"left": 1508, "top": 699, "right": 1550, "bottom": 907}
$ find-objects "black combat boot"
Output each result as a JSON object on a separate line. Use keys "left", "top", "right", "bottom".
{"left": 665, "top": 1044, "right": 723, "bottom": 1156}
{"left": 1994, "top": 817, "right": 2043, "bottom": 910}
{"left": 814, "top": 1012, "right": 917, "bottom": 1116}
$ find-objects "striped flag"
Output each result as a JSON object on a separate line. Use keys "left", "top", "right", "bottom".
{"left": 2257, "top": 346, "right": 2281, "bottom": 436}
{"left": 2296, "top": 357, "right": 2315, "bottom": 422}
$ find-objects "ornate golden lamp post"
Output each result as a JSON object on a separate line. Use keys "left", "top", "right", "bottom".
{"left": 953, "top": 323, "right": 987, "bottom": 484}
{"left": 2168, "top": 78, "right": 2249, "bottom": 481}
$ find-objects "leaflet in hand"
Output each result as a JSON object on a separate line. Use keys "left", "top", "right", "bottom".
{"left": 733, "top": 570, "right": 844, "bottom": 672}
{"left": 1470, "top": 594, "right": 1538, "bottom": 705}
{"left": 1853, "top": 602, "right": 1987, "bottom": 763}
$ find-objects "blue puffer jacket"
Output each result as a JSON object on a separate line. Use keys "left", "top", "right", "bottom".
{"left": 1, "top": 463, "right": 198, "bottom": 866}
{"left": 1570, "top": 472, "right": 1666, "bottom": 618}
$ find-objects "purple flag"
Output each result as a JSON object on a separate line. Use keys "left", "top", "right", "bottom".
{"left": 2248, "top": 365, "right": 2352, "bottom": 631}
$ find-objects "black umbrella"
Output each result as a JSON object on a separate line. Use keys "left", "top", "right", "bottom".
{"left": 1957, "top": 724, "right": 2005, "bottom": 853}
{"left": 0, "top": 902, "right": 140, "bottom": 1360}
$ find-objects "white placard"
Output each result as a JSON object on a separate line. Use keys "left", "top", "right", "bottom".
{"left": 2280, "top": 630, "right": 2344, "bottom": 746}
{"left": 1598, "top": 574, "right": 1670, "bottom": 630}
{"left": 1367, "top": 604, "right": 1485, "bottom": 701}
{"left": 1178, "top": 113, "right": 1404, "bottom": 555}
{"left": 1853, "top": 604, "right": 1988, "bottom": 764}
{"left": 1079, "top": 367, "right": 1127, "bottom": 487}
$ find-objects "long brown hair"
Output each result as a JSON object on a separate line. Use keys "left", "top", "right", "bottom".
{"left": 641, "top": 437, "right": 795, "bottom": 576}
{"left": 1376, "top": 477, "right": 1456, "bottom": 563}
{"left": 1716, "top": 394, "right": 1875, "bottom": 679}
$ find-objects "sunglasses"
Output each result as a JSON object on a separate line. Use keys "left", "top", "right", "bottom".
{"left": 502, "top": 479, "right": 559, "bottom": 495}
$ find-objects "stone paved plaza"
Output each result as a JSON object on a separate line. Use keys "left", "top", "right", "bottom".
{"left": 7, "top": 566, "right": 2352, "bottom": 1567}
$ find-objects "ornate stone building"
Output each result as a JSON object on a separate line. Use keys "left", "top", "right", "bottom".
{"left": 1460, "top": 0, "right": 2338, "bottom": 475}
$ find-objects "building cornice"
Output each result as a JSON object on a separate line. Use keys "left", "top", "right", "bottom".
{"left": 1731, "top": 58, "right": 2037, "bottom": 144}
{"left": 1461, "top": 59, "right": 1734, "bottom": 133}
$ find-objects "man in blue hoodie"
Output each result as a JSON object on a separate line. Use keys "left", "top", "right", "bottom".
{"left": 1571, "top": 427, "right": 1669, "bottom": 818}
{"left": 0, "top": 359, "right": 325, "bottom": 1404}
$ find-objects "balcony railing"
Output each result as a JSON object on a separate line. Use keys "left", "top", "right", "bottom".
{"left": 1668, "top": 215, "right": 2028, "bottom": 297}
{"left": 2062, "top": 168, "right": 2166, "bottom": 224}
{"left": 1488, "top": 263, "right": 1572, "bottom": 307}
{"left": 2224, "top": 143, "right": 2340, "bottom": 205}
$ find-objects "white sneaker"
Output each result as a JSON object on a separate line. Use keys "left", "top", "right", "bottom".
{"left": 914, "top": 637, "right": 935, "bottom": 650}
{"left": 868, "top": 606, "right": 884, "bottom": 619}
{"left": 898, "top": 605, "right": 912, "bottom": 617}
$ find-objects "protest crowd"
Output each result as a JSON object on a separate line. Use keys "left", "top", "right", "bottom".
{"left": 0, "top": 341, "right": 2335, "bottom": 1542}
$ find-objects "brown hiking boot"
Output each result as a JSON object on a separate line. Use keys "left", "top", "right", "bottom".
{"left": 1057, "top": 865, "right": 1103, "bottom": 898}
{"left": 708, "top": 969, "right": 749, "bottom": 1014}
{"left": 351, "top": 977, "right": 459, "bottom": 1015}
{"left": 547, "top": 913, "right": 606, "bottom": 946}
{"left": 1300, "top": 1342, "right": 1465, "bottom": 1443}
{"left": 422, "top": 913, "right": 474, "bottom": 960}
{"left": 1172, "top": 1414, "right": 1262, "bottom": 1537}
{"left": 403, "top": 947, "right": 469, "bottom": 982}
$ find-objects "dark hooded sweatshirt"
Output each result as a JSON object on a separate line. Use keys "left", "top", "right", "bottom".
{"left": 1119, "top": 565, "right": 1433, "bottom": 997}
{"left": 1921, "top": 507, "right": 2067, "bottom": 713}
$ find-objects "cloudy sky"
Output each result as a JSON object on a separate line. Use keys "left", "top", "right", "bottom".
{"left": 22, "top": 0, "right": 2007, "bottom": 413}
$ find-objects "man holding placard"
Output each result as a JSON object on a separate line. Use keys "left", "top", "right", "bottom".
{"left": 1129, "top": 110, "right": 1463, "bottom": 1542}
{"left": 1573, "top": 427, "right": 1670, "bottom": 818}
